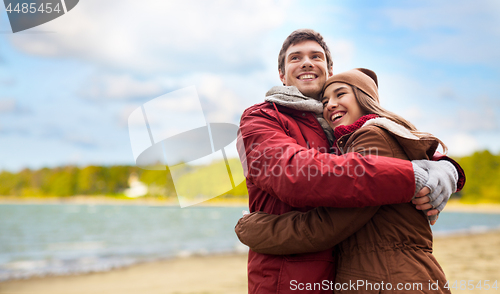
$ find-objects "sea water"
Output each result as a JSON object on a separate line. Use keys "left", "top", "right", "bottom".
{"left": 1, "top": 204, "right": 500, "bottom": 281}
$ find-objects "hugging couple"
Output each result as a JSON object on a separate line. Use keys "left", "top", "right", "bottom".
{"left": 235, "top": 29, "right": 465, "bottom": 294}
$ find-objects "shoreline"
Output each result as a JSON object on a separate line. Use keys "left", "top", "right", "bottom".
{"left": 0, "top": 251, "right": 248, "bottom": 283}
{"left": 0, "top": 196, "right": 249, "bottom": 207}
{"left": 2, "top": 232, "right": 500, "bottom": 294}
{"left": 1, "top": 197, "right": 499, "bottom": 212}
{"left": 440, "top": 200, "right": 500, "bottom": 214}
{"left": 0, "top": 253, "right": 249, "bottom": 294}
{"left": 2, "top": 227, "right": 500, "bottom": 283}
{"left": 2, "top": 229, "right": 500, "bottom": 282}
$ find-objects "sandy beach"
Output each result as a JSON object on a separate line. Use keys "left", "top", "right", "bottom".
{"left": 1, "top": 231, "right": 499, "bottom": 294}
{"left": 0, "top": 254, "right": 249, "bottom": 294}
{"left": 433, "top": 231, "right": 500, "bottom": 293}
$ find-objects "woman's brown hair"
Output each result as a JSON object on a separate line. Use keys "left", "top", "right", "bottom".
{"left": 351, "top": 86, "right": 448, "bottom": 154}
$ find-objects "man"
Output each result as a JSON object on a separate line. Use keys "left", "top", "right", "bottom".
{"left": 237, "top": 29, "right": 465, "bottom": 294}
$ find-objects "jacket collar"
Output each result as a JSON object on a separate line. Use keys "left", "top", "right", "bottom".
{"left": 265, "top": 86, "right": 323, "bottom": 114}
{"left": 265, "top": 86, "right": 334, "bottom": 144}
{"left": 334, "top": 115, "right": 379, "bottom": 141}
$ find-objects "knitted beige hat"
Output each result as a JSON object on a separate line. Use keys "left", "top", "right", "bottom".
{"left": 323, "top": 68, "right": 379, "bottom": 103}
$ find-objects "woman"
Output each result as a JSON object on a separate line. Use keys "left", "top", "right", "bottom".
{"left": 236, "top": 68, "right": 451, "bottom": 293}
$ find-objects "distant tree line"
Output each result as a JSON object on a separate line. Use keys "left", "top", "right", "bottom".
{"left": 0, "top": 151, "right": 498, "bottom": 203}
{"left": 0, "top": 160, "right": 249, "bottom": 199}
{"left": 455, "top": 150, "right": 500, "bottom": 203}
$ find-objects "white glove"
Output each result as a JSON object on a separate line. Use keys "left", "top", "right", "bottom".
{"left": 411, "top": 160, "right": 458, "bottom": 212}
{"left": 427, "top": 213, "right": 438, "bottom": 222}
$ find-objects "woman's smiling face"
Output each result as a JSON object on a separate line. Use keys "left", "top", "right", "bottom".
{"left": 322, "top": 82, "right": 365, "bottom": 129}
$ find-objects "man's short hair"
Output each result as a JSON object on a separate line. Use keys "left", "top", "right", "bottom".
{"left": 278, "top": 29, "right": 333, "bottom": 75}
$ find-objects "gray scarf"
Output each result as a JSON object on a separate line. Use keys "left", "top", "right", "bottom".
{"left": 265, "top": 86, "right": 334, "bottom": 145}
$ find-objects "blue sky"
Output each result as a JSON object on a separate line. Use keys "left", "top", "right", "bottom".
{"left": 1, "top": 0, "right": 499, "bottom": 171}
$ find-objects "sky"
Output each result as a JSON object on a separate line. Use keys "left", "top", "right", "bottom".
{"left": 1, "top": 0, "right": 500, "bottom": 171}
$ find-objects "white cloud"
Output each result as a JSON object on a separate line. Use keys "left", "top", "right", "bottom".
{"left": 446, "top": 133, "right": 480, "bottom": 157}
{"left": 119, "top": 104, "right": 142, "bottom": 126}
{"left": 370, "top": 73, "right": 499, "bottom": 133}
{"left": 0, "top": 99, "right": 16, "bottom": 113}
{"left": 0, "top": 98, "right": 30, "bottom": 114}
{"left": 383, "top": 0, "right": 500, "bottom": 65}
{"left": 376, "top": 72, "right": 425, "bottom": 108}
{"left": 64, "top": 133, "right": 98, "bottom": 148}
{"left": 384, "top": 0, "right": 500, "bottom": 31}
{"left": 198, "top": 75, "right": 240, "bottom": 123}
{"left": 437, "top": 86, "right": 458, "bottom": 101}
{"left": 79, "top": 74, "right": 165, "bottom": 100}
{"left": 398, "top": 105, "right": 423, "bottom": 122}
{"left": 8, "top": 0, "right": 290, "bottom": 74}
{"left": 454, "top": 107, "right": 498, "bottom": 131}
{"left": 116, "top": 70, "right": 271, "bottom": 132}
{"left": 434, "top": 95, "right": 499, "bottom": 133}
{"left": 0, "top": 77, "right": 15, "bottom": 87}
{"left": 324, "top": 38, "right": 356, "bottom": 72}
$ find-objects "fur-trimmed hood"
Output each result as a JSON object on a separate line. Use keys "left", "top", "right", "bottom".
{"left": 340, "top": 117, "right": 439, "bottom": 160}
{"left": 362, "top": 117, "right": 419, "bottom": 140}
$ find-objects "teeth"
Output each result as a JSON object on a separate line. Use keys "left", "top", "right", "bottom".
{"left": 331, "top": 113, "right": 344, "bottom": 122}
{"left": 299, "top": 74, "right": 315, "bottom": 80}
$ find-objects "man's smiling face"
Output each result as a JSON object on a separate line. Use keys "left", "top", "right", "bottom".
{"left": 279, "top": 40, "right": 332, "bottom": 100}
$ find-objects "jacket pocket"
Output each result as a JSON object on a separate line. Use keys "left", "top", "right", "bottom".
{"left": 277, "top": 250, "right": 335, "bottom": 294}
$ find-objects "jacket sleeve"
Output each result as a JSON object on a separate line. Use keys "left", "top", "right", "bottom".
{"left": 432, "top": 152, "right": 466, "bottom": 192}
{"left": 234, "top": 126, "right": 406, "bottom": 255}
{"left": 235, "top": 207, "right": 379, "bottom": 255}
{"left": 238, "top": 106, "right": 415, "bottom": 208}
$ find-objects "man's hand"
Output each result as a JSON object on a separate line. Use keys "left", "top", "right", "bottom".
{"left": 412, "top": 187, "right": 439, "bottom": 225}
{"left": 412, "top": 187, "right": 431, "bottom": 209}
